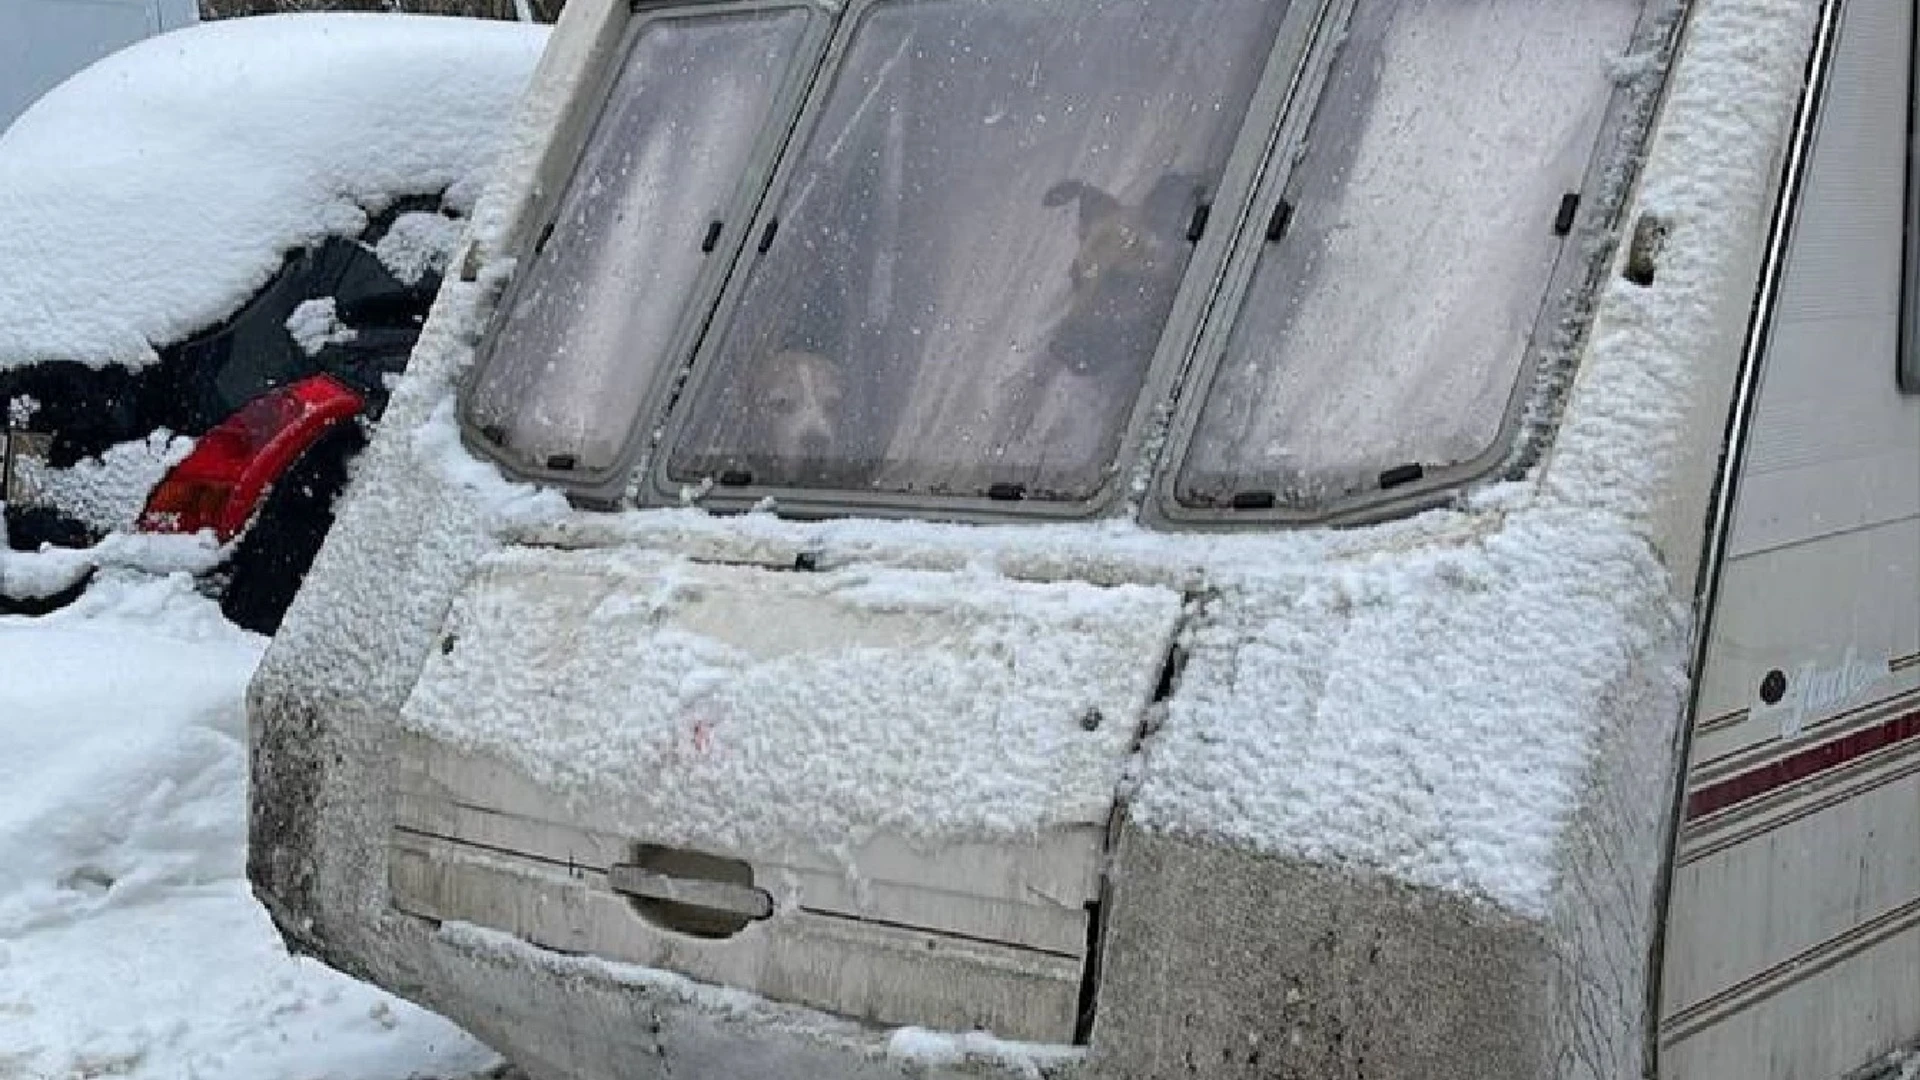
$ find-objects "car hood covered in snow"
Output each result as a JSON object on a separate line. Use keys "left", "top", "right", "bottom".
{"left": 0, "top": 13, "right": 548, "bottom": 373}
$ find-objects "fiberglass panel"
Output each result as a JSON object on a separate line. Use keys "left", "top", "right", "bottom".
{"left": 667, "top": 0, "right": 1292, "bottom": 503}
{"left": 1176, "top": 0, "right": 1643, "bottom": 512}
{"left": 465, "top": 9, "right": 810, "bottom": 477}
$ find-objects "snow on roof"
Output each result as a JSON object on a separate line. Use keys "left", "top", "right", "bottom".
{"left": 0, "top": 13, "right": 547, "bottom": 373}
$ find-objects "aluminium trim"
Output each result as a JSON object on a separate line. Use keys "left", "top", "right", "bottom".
{"left": 1649, "top": 0, "right": 1851, "bottom": 1072}
{"left": 1900, "top": 0, "right": 1920, "bottom": 394}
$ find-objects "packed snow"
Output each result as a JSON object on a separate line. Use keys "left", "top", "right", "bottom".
{"left": 0, "top": 531, "right": 219, "bottom": 603}
{"left": 374, "top": 210, "right": 467, "bottom": 287}
{"left": 286, "top": 297, "right": 359, "bottom": 357}
{"left": 0, "top": 573, "right": 505, "bottom": 1079}
{"left": 0, "top": 13, "right": 547, "bottom": 372}
{"left": 7, "top": 430, "right": 195, "bottom": 536}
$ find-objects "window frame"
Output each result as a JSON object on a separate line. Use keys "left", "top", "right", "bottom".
{"left": 637, "top": 0, "right": 1332, "bottom": 522}
{"left": 457, "top": 0, "right": 835, "bottom": 506}
{"left": 1143, "top": 0, "right": 1670, "bottom": 530}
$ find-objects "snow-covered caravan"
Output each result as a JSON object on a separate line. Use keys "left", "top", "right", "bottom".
{"left": 243, "top": 0, "right": 1920, "bottom": 1077}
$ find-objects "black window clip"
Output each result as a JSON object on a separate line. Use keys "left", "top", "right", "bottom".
{"left": 1265, "top": 199, "right": 1295, "bottom": 243}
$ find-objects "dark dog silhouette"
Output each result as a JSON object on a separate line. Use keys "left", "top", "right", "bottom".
{"left": 1003, "top": 173, "right": 1202, "bottom": 457}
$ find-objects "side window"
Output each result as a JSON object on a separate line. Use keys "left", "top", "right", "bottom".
{"left": 1164, "top": 0, "right": 1648, "bottom": 521}
{"left": 462, "top": 7, "right": 816, "bottom": 482}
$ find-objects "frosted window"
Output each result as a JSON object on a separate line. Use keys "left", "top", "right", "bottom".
{"left": 465, "top": 9, "right": 811, "bottom": 477}
{"left": 1176, "top": 0, "right": 1644, "bottom": 511}
{"left": 667, "top": 0, "right": 1290, "bottom": 502}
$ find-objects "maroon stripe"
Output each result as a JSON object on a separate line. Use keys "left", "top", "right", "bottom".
{"left": 1686, "top": 706, "right": 1920, "bottom": 821}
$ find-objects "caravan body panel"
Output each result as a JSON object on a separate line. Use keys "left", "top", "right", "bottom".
{"left": 1661, "top": 0, "right": 1920, "bottom": 1076}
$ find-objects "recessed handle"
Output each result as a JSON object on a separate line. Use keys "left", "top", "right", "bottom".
{"left": 608, "top": 864, "right": 773, "bottom": 921}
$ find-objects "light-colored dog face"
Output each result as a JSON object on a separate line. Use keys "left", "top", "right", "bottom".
{"left": 747, "top": 348, "right": 846, "bottom": 464}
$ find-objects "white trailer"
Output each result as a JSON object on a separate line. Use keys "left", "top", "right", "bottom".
{"left": 0, "top": 0, "right": 197, "bottom": 135}
{"left": 245, "top": 0, "right": 1920, "bottom": 1077}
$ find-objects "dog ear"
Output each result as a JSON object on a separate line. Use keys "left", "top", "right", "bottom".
{"left": 1043, "top": 179, "right": 1123, "bottom": 239}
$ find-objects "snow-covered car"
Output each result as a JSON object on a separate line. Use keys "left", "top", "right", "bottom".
{"left": 0, "top": 13, "right": 546, "bottom": 632}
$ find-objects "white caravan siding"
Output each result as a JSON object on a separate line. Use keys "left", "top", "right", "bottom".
{"left": 1663, "top": 0, "right": 1920, "bottom": 1076}
{"left": 0, "top": 0, "right": 197, "bottom": 135}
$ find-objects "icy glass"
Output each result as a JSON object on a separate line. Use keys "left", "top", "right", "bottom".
{"left": 1176, "top": 0, "right": 1645, "bottom": 511}
{"left": 667, "top": 0, "right": 1291, "bottom": 502}
{"left": 465, "top": 9, "right": 810, "bottom": 477}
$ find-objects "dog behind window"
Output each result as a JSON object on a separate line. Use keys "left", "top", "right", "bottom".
{"left": 1006, "top": 173, "right": 1202, "bottom": 451}
{"left": 738, "top": 347, "right": 873, "bottom": 487}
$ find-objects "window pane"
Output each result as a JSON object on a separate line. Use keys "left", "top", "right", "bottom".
{"left": 668, "top": 0, "right": 1290, "bottom": 503}
{"left": 465, "top": 9, "right": 810, "bottom": 476}
{"left": 1177, "top": 0, "right": 1645, "bottom": 511}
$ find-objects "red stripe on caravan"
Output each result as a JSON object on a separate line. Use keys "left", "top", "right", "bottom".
{"left": 1685, "top": 706, "right": 1920, "bottom": 821}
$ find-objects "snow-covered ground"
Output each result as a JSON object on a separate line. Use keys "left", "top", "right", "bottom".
{"left": 0, "top": 572, "right": 503, "bottom": 1080}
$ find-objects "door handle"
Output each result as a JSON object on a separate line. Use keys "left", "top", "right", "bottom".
{"left": 607, "top": 864, "right": 773, "bottom": 922}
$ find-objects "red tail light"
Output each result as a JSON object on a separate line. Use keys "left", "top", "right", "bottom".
{"left": 138, "top": 375, "right": 364, "bottom": 541}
